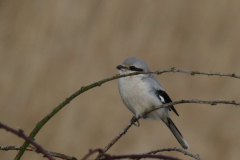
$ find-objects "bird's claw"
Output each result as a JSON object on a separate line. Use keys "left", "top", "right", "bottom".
{"left": 131, "top": 116, "right": 140, "bottom": 127}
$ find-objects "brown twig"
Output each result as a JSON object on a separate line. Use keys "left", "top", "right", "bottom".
{"left": 96, "top": 154, "right": 182, "bottom": 160}
{"left": 96, "top": 99, "right": 239, "bottom": 158}
{"left": 82, "top": 148, "right": 105, "bottom": 160}
{"left": 0, "top": 122, "right": 55, "bottom": 160}
{"left": 1, "top": 146, "right": 198, "bottom": 160}
{"left": 153, "top": 68, "right": 240, "bottom": 79}
{"left": 145, "top": 99, "right": 240, "bottom": 115}
{"left": 96, "top": 117, "right": 139, "bottom": 159}
{"left": 85, "top": 148, "right": 181, "bottom": 160}
{"left": 0, "top": 145, "right": 77, "bottom": 160}
{"left": 145, "top": 148, "right": 200, "bottom": 160}
{"left": 96, "top": 154, "right": 181, "bottom": 160}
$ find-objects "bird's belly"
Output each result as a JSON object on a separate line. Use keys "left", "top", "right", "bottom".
{"left": 119, "top": 77, "right": 163, "bottom": 119}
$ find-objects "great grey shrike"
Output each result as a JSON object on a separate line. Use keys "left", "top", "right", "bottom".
{"left": 116, "top": 57, "right": 189, "bottom": 149}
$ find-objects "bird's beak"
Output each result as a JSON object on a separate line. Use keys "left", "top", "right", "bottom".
{"left": 116, "top": 65, "right": 125, "bottom": 70}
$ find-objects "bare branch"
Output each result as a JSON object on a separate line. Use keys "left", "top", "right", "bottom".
{"left": 145, "top": 99, "right": 240, "bottom": 115}
{"left": 0, "top": 145, "right": 77, "bottom": 160}
{"left": 95, "top": 154, "right": 180, "bottom": 160}
{"left": 96, "top": 118, "right": 138, "bottom": 159}
{"left": 145, "top": 148, "right": 201, "bottom": 160}
{"left": 49, "top": 151, "right": 77, "bottom": 160}
{"left": 96, "top": 99, "right": 238, "bottom": 158}
{"left": 84, "top": 148, "right": 182, "bottom": 160}
{"left": 97, "top": 154, "right": 182, "bottom": 160}
{"left": 82, "top": 149, "right": 105, "bottom": 160}
{"left": 15, "top": 68, "right": 240, "bottom": 160}
{"left": 152, "top": 68, "right": 240, "bottom": 79}
{"left": 0, "top": 122, "right": 55, "bottom": 160}
{"left": 1, "top": 146, "right": 201, "bottom": 160}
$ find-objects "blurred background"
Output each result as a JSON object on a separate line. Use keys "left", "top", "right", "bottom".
{"left": 1, "top": 1, "right": 240, "bottom": 160}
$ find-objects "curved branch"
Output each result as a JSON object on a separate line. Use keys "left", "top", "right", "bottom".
{"left": 0, "top": 123, "right": 55, "bottom": 160}
{"left": 145, "top": 148, "right": 200, "bottom": 160}
{"left": 96, "top": 117, "right": 138, "bottom": 159}
{"left": 0, "top": 145, "right": 77, "bottom": 160}
{"left": 145, "top": 99, "right": 240, "bottom": 115}
{"left": 153, "top": 68, "right": 240, "bottom": 79}
{"left": 15, "top": 69, "right": 240, "bottom": 160}
{"left": 96, "top": 99, "right": 239, "bottom": 158}
{"left": 84, "top": 148, "right": 181, "bottom": 160}
{"left": 97, "top": 154, "right": 182, "bottom": 160}
{"left": 82, "top": 148, "right": 104, "bottom": 160}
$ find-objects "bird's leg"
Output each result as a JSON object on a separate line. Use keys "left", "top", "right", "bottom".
{"left": 130, "top": 116, "right": 140, "bottom": 127}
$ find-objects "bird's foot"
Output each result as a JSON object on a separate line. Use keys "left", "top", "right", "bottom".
{"left": 130, "top": 116, "right": 140, "bottom": 127}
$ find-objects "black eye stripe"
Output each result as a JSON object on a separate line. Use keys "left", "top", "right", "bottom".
{"left": 129, "top": 66, "right": 136, "bottom": 70}
{"left": 129, "top": 66, "right": 143, "bottom": 71}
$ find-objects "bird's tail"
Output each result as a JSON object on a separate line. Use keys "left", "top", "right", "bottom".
{"left": 164, "top": 117, "right": 189, "bottom": 149}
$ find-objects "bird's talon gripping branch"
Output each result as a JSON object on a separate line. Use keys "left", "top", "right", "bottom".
{"left": 130, "top": 116, "right": 140, "bottom": 127}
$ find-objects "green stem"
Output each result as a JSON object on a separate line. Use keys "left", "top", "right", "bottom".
{"left": 14, "top": 74, "right": 123, "bottom": 160}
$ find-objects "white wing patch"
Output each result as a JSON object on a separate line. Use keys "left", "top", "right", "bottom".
{"left": 159, "top": 95, "right": 165, "bottom": 103}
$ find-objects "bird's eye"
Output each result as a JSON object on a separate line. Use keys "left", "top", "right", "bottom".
{"left": 129, "top": 66, "right": 136, "bottom": 70}
{"left": 129, "top": 66, "right": 144, "bottom": 71}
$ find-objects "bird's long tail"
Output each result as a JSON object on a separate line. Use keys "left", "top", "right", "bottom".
{"left": 164, "top": 117, "right": 189, "bottom": 149}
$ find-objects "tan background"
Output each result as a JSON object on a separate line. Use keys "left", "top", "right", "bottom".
{"left": 1, "top": 1, "right": 240, "bottom": 160}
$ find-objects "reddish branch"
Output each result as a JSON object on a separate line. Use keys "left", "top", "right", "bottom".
{"left": 84, "top": 148, "right": 181, "bottom": 160}
{"left": 82, "top": 149, "right": 105, "bottom": 160}
{"left": 97, "top": 154, "right": 181, "bottom": 160}
{"left": 145, "top": 148, "right": 201, "bottom": 160}
{"left": 1, "top": 146, "right": 187, "bottom": 160}
{"left": 0, "top": 145, "right": 77, "bottom": 160}
{"left": 0, "top": 122, "right": 55, "bottom": 160}
{"left": 96, "top": 118, "right": 138, "bottom": 159}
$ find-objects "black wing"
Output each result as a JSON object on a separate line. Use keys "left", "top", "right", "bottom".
{"left": 156, "top": 90, "right": 179, "bottom": 116}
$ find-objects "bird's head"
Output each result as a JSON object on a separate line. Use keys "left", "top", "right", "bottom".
{"left": 116, "top": 57, "right": 149, "bottom": 75}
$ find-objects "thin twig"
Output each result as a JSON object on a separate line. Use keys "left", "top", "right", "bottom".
{"left": 96, "top": 154, "right": 182, "bottom": 160}
{"left": 153, "top": 68, "right": 240, "bottom": 79}
{"left": 84, "top": 148, "right": 181, "bottom": 160}
{"left": 96, "top": 99, "right": 239, "bottom": 157}
{"left": 49, "top": 151, "right": 77, "bottom": 160}
{"left": 145, "top": 99, "right": 240, "bottom": 115}
{"left": 82, "top": 148, "right": 105, "bottom": 160}
{"left": 96, "top": 117, "right": 139, "bottom": 159}
{"left": 0, "top": 145, "right": 77, "bottom": 160}
{"left": 15, "top": 69, "right": 240, "bottom": 160}
{"left": 0, "top": 122, "right": 55, "bottom": 160}
{"left": 145, "top": 148, "right": 200, "bottom": 160}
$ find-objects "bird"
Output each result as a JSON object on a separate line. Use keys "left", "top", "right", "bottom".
{"left": 116, "top": 57, "right": 189, "bottom": 149}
